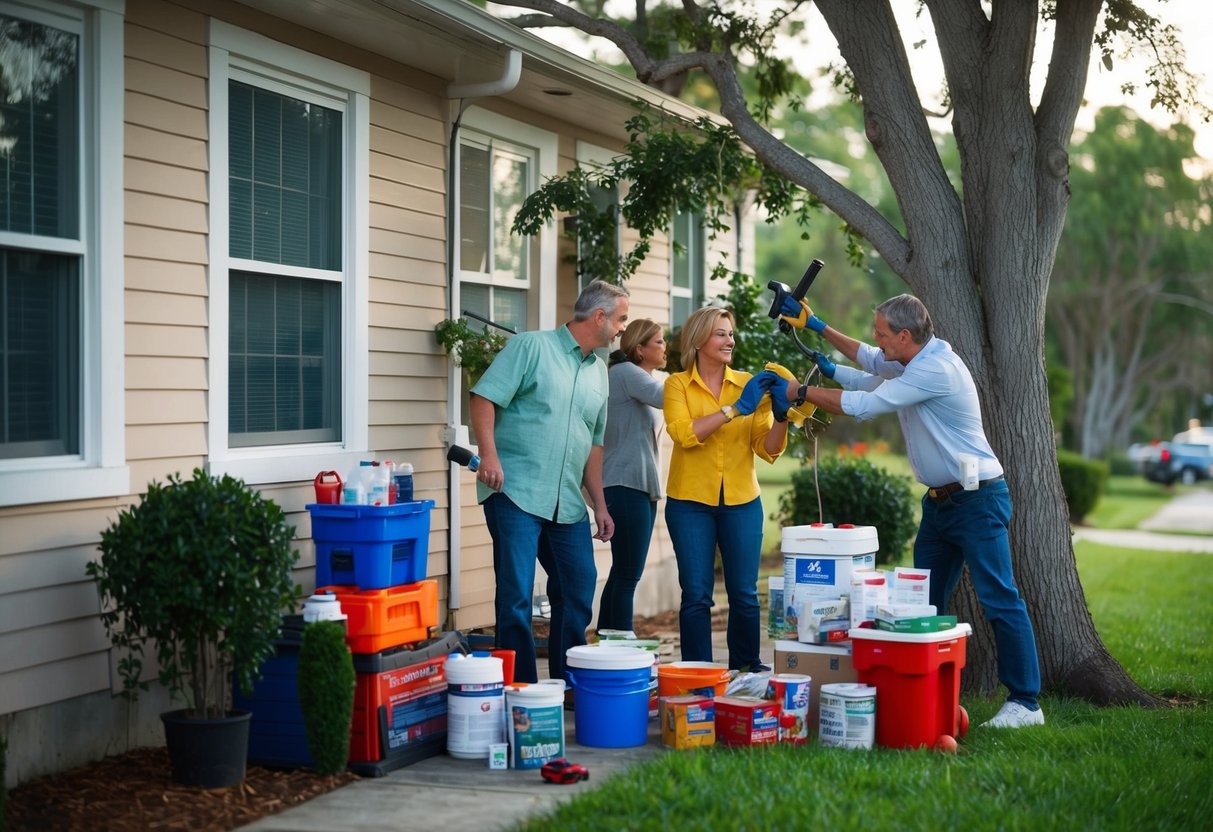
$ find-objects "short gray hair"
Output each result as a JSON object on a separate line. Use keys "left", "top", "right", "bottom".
{"left": 876, "top": 294, "right": 933, "bottom": 345}
{"left": 573, "top": 279, "right": 630, "bottom": 321}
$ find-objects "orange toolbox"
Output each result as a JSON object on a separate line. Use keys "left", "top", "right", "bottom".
{"left": 316, "top": 580, "right": 438, "bottom": 654}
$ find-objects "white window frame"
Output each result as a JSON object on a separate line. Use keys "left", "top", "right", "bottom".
{"left": 454, "top": 108, "right": 557, "bottom": 335}
{"left": 206, "top": 21, "right": 370, "bottom": 485}
{"left": 0, "top": 0, "right": 127, "bottom": 507}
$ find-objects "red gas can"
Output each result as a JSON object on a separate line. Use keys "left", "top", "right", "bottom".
{"left": 313, "top": 470, "right": 343, "bottom": 504}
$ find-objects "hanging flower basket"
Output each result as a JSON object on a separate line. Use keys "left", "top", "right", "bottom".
{"left": 435, "top": 317, "right": 508, "bottom": 382}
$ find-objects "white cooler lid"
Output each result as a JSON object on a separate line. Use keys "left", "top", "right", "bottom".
{"left": 848, "top": 622, "right": 972, "bottom": 643}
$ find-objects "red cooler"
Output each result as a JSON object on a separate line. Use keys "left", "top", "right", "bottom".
{"left": 849, "top": 623, "right": 971, "bottom": 749}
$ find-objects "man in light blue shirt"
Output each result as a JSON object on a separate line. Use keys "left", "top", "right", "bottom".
{"left": 470, "top": 280, "right": 630, "bottom": 684}
{"left": 780, "top": 293, "right": 1044, "bottom": 729}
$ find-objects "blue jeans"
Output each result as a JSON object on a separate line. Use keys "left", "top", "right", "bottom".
{"left": 596, "top": 486, "right": 658, "bottom": 632}
{"left": 914, "top": 479, "right": 1041, "bottom": 705}
{"left": 483, "top": 493, "right": 596, "bottom": 684}
{"left": 665, "top": 496, "right": 764, "bottom": 670}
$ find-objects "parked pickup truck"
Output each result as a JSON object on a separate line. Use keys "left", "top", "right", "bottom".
{"left": 1139, "top": 441, "right": 1213, "bottom": 485}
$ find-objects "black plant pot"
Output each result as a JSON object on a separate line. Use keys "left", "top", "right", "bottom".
{"left": 160, "top": 709, "right": 252, "bottom": 788}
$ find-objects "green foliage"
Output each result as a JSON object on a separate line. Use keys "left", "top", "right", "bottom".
{"left": 298, "top": 620, "right": 355, "bottom": 775}
{"left": 1083, "top": 474, "right": 1174, "bottom": 530}
{"left": 86, "top": 469, "right": 300, "bottom": 719}
{"left": 513, "top": 103, "right": 817, "bottom": 285}
{"left": 1057, "top": 450, "right": 1109, "bottom": 523}
{"left": 434, "top": 317, "right": 509, "bottom": 381}
{"left": 776, "top": 456, "right": 917, "bottom": 566}
{"left": 1046, "top": 364, "right": 1073, "bottom": 439}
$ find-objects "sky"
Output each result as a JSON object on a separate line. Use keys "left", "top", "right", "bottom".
{"left": 508, "top": 1, "right": 1213, "bottom": 165}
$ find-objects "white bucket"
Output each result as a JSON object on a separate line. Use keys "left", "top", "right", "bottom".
{"left": 818, "top": 682, "right": 877, "bottom": 749}
{"left": 301, "top": 591, "right": 347, "bottom": 623}
{"left": 506, "top": 680, "right": 566, "bottom": 769}
{"left": 444, "top": 652, "right": 505, "bottom": 759}
{"left": 782, "top": 524, "right": 879, "bottom": 636}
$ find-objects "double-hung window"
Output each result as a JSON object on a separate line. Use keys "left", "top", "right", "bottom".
{"left": 452, "top": 109, "right": 555, "bottom": 431}
{"left": 670, "top": 210, "right": 705, "bottom": 327}
{"left": 0, "top": 0, "right": 126, "bottom": 507}
{"left": 207, "top": 22, "right": 369, "bottom": 484}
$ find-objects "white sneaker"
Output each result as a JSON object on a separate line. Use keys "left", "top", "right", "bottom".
{"left": 981, "top": 701, "right": 1045, "bottom": 728}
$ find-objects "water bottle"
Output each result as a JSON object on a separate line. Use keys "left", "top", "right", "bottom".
{"left": 342, "top": 460, "right": 371, "bottom": 504}
{"left": 383, "top": 460, "right": 398, "bottom": 504}
{"left": 394, "top": 462, "right": 414, "bottom": 503}
{"left": 368, "top": 461, "right": 391, "bottom": 506}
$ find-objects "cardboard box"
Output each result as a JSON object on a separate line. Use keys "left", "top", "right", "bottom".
{"left": 660, "top": 695, "right": 715, "bottom": 749}
{"left": 714, "top": 696, "right": 779, "bottom": 746}
{"left": 772, "top": 640, "right": 856, "bottom": 732}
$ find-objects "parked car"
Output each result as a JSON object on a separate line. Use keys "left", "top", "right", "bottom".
{"left": 1139, "top": 441, "right": 1213, "bottom": 485}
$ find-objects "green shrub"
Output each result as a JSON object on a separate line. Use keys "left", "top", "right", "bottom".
{"left": 87, "top": 469, "right": 299, "bottom": 719}
{"left": 1057, "top": 450, "right": 1108, "bottom": 522}
{"left": 298, "top": 620, "right": 355, "bottom": 775}
{"left": 776, "top": 455, "right": 917, "bottom": 565}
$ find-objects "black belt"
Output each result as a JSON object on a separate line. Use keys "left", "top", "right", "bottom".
{"left": 927, "top": 475, "right": 1004, "bottom": 502}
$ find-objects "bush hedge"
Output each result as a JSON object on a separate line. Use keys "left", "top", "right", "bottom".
{"left": 298, "top": 620, "right": 355, "bottom": 775}
{"left": 1057, "top": 449, "right": 1108, "bottom": 523}
{"left": 776, "top": 456, "right": 917, "bottom": 566}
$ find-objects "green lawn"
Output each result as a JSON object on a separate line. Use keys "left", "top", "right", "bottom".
{"left": 520, "top": 460, "right": 1212, "bottom": 831}
{"left": 1083, "top": 474, "right": 1179, "bottom": 530}
{"left": 521, "top": 541, "right": 1213, "bottom": 831}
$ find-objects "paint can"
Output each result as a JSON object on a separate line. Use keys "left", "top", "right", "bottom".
{"left": 818, "top": 682, "right": 876, "bottom": 749}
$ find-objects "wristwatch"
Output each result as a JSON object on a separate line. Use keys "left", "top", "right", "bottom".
{"left": 720, "top": 404, "right": 736, "bottom": 422}
{"left": 794, "top": 385, "right": 808, "bottom": 407}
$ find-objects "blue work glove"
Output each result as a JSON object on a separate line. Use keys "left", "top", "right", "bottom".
{"left": 735, "top": 370, "right": 780, "bottom": 415}
{"left": 814, "top": 352, "right": 837, "bottom": 379}
{"left": 770, "top": 379, "right": 791, "bottom": 422}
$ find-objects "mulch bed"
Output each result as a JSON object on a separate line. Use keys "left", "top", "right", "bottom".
{"left": 5, "top": 746, "right": 356, "bottom": 832}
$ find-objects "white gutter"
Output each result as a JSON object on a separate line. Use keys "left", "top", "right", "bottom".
{"left": 447, "top": 48, "right": 521, "bottom": 99}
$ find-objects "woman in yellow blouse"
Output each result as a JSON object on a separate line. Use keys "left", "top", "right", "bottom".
{"left": 664, "top": 306, "right": 787, "bottom": 671}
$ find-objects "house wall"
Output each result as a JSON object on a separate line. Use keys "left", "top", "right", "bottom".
{"left": 1, "top": 0, "right": 724, "bottom": 786}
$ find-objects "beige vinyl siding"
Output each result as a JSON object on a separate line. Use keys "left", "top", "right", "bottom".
{"left": 365, "top": 76, "right": 452, "bottom": 616}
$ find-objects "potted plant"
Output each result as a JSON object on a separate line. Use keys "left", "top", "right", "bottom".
{"left": 86, "top": 468, "right": 299, "bottom": 788}
{"left": 435, "top": 317, "right": 508, "bottom": 383}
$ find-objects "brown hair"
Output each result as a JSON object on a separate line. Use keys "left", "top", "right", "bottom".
{"left": 678, "top": 307, "right": 734, "bottom": 371}
{"left": 612, "top": 318, "right": 663, "bottom": 366}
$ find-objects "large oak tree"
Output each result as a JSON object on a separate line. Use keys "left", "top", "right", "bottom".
{"left": 494, "top": 0, "right": 1206, "bottom": 704}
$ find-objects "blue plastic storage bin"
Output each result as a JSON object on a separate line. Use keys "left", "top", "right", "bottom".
{"left": 308, "top": 501, "right": 434, "bottom": 590}
{"left": 232, "top": 616, "right": 312, "bottom": 768}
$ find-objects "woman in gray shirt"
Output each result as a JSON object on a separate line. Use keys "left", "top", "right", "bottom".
{"left": 598, "top": 319, "right": 667, "bottom": 632}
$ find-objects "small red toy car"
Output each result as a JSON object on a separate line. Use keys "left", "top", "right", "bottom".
{"left": 540, "top": 757, "right": 590, "bottom": 784}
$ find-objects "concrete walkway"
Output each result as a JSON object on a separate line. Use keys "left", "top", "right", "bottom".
{"left": 1072, "top": 487, "right": 1213, "bottom": 553}
{"left": 240, "top": 487, "right": 1213, "bottom": 832}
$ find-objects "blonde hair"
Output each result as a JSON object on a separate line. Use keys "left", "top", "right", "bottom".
{"left": 679, "top": 307, "right": 734, "bottom": 371}
{"left": 617, "top": 318, "right": 663, "bottom": 365}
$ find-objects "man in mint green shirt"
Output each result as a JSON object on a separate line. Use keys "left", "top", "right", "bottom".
{"left": 470, "top": 280, "right": 630, "bottom": 683}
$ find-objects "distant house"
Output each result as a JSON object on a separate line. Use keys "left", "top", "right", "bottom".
{"left": 0, "top": 0, "right": 753, "bottom": 783}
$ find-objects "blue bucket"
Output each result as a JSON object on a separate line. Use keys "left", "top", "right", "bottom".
{"left": 565, "top": 645, "right": 653, "bottom": 748}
